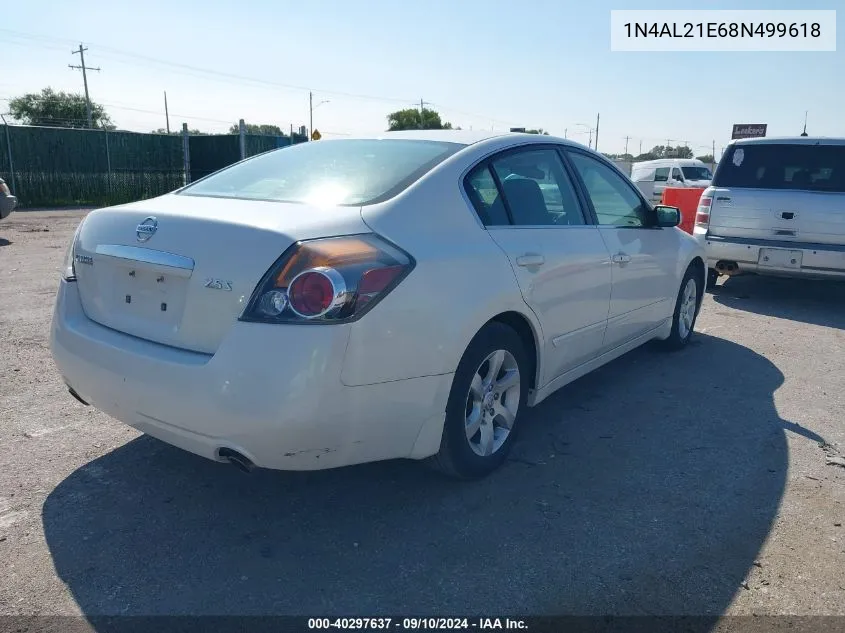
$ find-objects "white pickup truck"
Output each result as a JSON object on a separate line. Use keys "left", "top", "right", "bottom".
{"left": 694, "top": 136, "right": 845, "bottom": 287}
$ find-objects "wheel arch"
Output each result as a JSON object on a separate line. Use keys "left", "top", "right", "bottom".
{"left": 687, "top": 255, "right": 706, "bottom": 312}
{"left": 485, "top": 310, "right": 541, "bottom": 394}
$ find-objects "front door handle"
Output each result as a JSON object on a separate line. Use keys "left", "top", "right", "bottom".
{"left": 612, "top": 253, "right": 632, "bottom": 264}
{"left": 516, "top": 253, "right": 545, "bottom": 267}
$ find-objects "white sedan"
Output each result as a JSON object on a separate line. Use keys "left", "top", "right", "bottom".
{"left": 50, "top": 131, "right": 706, "bottom": 479}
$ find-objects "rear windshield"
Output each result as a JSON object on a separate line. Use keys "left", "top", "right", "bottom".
{"left": 178, "top": 139, "right": 464, "bottom": 206}
{"left": 714, "top": 144, "right": 845, "bottom": 193}
{"left": 681, "top": 166, "right": 712, "bottom": 181}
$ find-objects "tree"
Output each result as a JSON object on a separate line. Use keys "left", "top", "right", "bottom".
{"left": 387, "top": 107, "right": 452, "bottom": 131}
{"left": 526, "top": 129, "right": 550, "bottom": 135}
{"left": 9, "top": 87, "right": 113, "bottom": 129}
{"left": 634, "top": 145, "right": 693, "bottom": 161}
{"left": 228, "top": 123, "right": 284, "bottom": 136}
{"left": 151, "top": 128, "right": 206, "bottom": 135}
{"left": 696, "top": 154, "right": 715, "bottom": 163}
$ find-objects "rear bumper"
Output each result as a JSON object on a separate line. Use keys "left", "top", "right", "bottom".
{"left": 50, "top": 280, "right": 452, "bottom": 470}
{"left": 702, "top": 234, "right": 845, "bottom": 280}
{"left": 0, "top": 194, "right": 17, "bottom": 219}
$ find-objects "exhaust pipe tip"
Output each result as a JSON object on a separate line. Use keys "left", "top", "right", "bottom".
{"left": 218, "top": 447, "right": 255, "bottom": 473}
{"left": 715, "top": 260, "right": 739, "bottom": 276}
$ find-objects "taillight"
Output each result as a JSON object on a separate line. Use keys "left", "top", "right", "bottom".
{"left": 61, "top": 220, "right": 85, "bottom": 281}
{"left": 240, "top": 234, "right": 413, "bottom": 324}
{"left": 695, "top": 191, "right": 712, "bottom": 228}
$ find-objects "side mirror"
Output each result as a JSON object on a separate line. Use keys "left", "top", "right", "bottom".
{"left": 654, "top": 204, "right": 681, "bottom": 228}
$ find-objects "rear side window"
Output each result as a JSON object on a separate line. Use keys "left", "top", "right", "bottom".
{"left": 465, "top": 165, "right": 509, "bottom": 226}
{"left": 179, "top": 139, "right": 464, "bottom": 206}
{"left": 714, "top": 144, "right": 845, "bottom": 193}
{"left": 654, "top": 167, "right": 670, "bottom": 182}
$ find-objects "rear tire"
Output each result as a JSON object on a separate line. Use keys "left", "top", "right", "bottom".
{"left": 660, "top": 266, "right": 701, "bottom": 351}
{"left": 430, "top": 322, "right": 528, "bottom": 479}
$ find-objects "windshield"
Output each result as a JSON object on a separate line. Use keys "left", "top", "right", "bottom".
{"left": 714, "top": 144, "right": 845, "bottom": 193}
{"left": 178, "top": 139, "right": 464, "bottom": 206}
{"left": 681, "top": 166, "right": 712, "bottom": 181}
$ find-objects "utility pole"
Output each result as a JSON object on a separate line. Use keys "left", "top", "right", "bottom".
{"left": 69, "top": 44, "right": 100, "bottom": 128}
{"left": 624, "top": 136, "right": 630, "bottom": 156}
{"left": 164, "top": 91, "right": 170, "bottom": 134}
{"left": 564, "top": 128, "right": 567, "bottom": 139}
{"left": 418, "top": 98, "right": 433, "bottom": 129}
{"left": 588, "top": 129, "right": 593, "bottom": 149}
{"left": 308, "top": 92, "right": 329, "bottom": 140}
{"left": 712, "top": 139, "right": 715, "bottom": 160}
{"left": 594, "top": 113, "right": 600, "bottom": 152}
{"left": 801, "top": 110, "right": 808, "bottom": 136}
{"left": 639, "top": 140, "right": 642, "bottom": 155}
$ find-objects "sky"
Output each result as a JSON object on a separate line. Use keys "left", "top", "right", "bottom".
{"left": 1, "top": 0, "right": 843, "bottom": 157}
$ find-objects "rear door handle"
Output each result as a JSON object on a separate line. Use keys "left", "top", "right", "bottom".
{"left": 612, "top": 253, "right": 632, "bottom": 264}
{"left": 516, "top": 253, "right": 545, "bottom": 267}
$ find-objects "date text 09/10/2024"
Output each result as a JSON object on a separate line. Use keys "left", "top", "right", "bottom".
{"left": 307, "top": 618, "right": 527, "bottom": 630}
{"left": 623, "top": 22, "right": 821, "bottom": 39}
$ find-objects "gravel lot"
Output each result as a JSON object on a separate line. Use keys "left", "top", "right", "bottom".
{"left": 1, "top": 210, "right": 844, "bottom": 619}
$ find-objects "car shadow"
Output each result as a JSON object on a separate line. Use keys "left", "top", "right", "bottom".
{"left": 43, "top": 334, "right": 804, "bottom": 619}
{"left": 711, "top": 275, "right": 845, "bottom": 329}
{"left": 0, "top": 237, "right": 11, "bottom": 247}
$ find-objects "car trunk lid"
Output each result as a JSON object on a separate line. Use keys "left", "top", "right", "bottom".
{"left": 707, "top": 187, "right": 845, "bottom": 245}
{"left": 73, "top": 194, "right": 369, "bottom": 354}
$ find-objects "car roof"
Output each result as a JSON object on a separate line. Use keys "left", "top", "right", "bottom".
{"left": 358, "top": 129, "right": 509, "bottom": 145}
{"left": 632, "top": 158, "right": 702, "bottom": 166}
{"left": 730, "top": 136, "right": 845, "bottom": 146}
{"left": 333, "top": 129, "right": 589, "bottom": 150}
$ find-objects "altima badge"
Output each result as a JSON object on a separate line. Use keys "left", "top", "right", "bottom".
{"left": 204, "top": 278, "right": 233, "bottom": 291}
{"left": 136, "top": 217, "right": 158, "bottom": 242}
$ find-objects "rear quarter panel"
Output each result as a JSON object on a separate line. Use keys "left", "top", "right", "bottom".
{"left": 342, "top": 155, "right": 544, "bottom": 387}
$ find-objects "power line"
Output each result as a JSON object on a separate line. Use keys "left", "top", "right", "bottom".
{"left": 0, "top": 28, "right": 524, "bottom": 129}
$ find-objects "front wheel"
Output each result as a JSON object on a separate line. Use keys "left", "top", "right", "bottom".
{"left": 660, "top": 267, "right": 701, "bottom": 351}
{"left": 430, "top": 322, "right": 528, "bottom": 479}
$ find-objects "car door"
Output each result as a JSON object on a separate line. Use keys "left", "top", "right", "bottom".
{"left": 464, "top": 146, "right": 612, "bottom": 385}
{"left": 564, "top": 149, "right": 678, "bottom": 350}
{"left": 671, "top": 166, "right": 686, "bottom": 188}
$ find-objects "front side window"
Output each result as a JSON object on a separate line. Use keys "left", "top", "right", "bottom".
{"left": 179, "top": 139, "right": 464, "bottom": 206}
{"left": 568, "top": 152, "right": 651, "bottom": 228}
{"left": 488, "top": 149, "right": 586, "bottom": 226}
{"left": 654, "top": 167, "right": 670, "bottom": 182}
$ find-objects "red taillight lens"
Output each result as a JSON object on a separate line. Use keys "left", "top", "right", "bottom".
{"left": 695, "top": 194, "right": 712, "bottom": 228}
{"left": 241, "top": 234, "right": 413, "bottom": 324}
{"left": 288, "top": 269, "right": 343, "bottom": 318}
{"left": 355, "top": 265, "right": 406, "bottom": 311}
